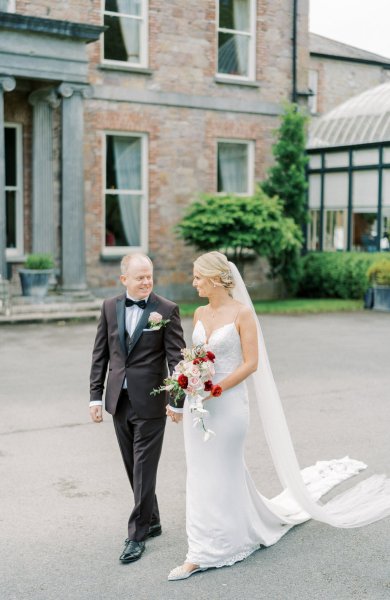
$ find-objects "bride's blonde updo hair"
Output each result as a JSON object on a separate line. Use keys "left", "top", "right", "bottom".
{"left": 193, "top": 251, "right": 235, "bottom": 291}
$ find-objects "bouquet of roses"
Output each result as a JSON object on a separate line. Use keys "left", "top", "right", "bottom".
{"left": 151, "top": 343, "right": 222, "bottom": 441}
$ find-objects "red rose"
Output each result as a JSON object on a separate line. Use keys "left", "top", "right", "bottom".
{"left": 206, "top": 351, "right": 216, "bottom": 362}
{"left": 177, "top": 374, "right": 188, "bottom": 389}
{"left": 211, "top": 384, "right": 222, "bottom": 397}
{"left": 193, "top": 358, "right": 200, "bottom": 365}
{"left": 204, "top": 380, "right": 213, "bottom": 392}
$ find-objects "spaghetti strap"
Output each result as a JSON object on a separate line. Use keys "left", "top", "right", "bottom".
{"left": 199, "top": 305, "right": 208, "bottom": 319}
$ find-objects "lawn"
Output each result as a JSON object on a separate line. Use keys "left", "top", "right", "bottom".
{"left": 177, "top": 298, "right": 363, "bottom": 317}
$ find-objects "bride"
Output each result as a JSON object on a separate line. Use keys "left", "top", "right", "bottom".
{"left": 166, "top": 251, "right": 390, "bottom": 581}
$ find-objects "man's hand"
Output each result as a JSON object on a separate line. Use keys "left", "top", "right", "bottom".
{"left": 90, "top": 405, "right": 103, "bottom": 423}
{"left": 166, "top": 406, "right": 183, "bottom": 423}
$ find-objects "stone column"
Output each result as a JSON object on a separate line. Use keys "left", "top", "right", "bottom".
{"left": 28, "top": 88, "right": 60, "bottom": 257}
{"left": 0, "top": 76, "right": 16, "bottom": 280}
{"left": 58, "top": 83, "right": 92, "bottom": 291}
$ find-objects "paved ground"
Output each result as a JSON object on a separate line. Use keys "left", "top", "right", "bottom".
{"left": 0, "top": 313, "right": 389, "bottom": 600}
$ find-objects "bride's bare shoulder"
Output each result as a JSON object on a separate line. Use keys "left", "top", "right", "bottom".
{"left": 234, "top": 302, "right": 256, "bottom": 326}
{"left": 233, "top": 301, "right": 251, "bottom": 316}
{"left": 193, "top": 304, "right": 206, "bottom": 325}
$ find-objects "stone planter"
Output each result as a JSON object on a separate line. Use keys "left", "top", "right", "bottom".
{"left": 19, "top": 269, "right": 54, "bottom": 299}
{"left": 373, "top": 285, "right": 390, "bottom": 312}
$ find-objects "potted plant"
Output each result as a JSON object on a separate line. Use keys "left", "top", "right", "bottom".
{"left": 367, "top": 259, "right": 390, "bottom": 311}
{"left": 19, "top": 253, "right": 55, "bottom": 299}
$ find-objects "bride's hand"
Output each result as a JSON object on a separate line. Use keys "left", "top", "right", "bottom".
{"left": 203, "top": 384, "right": 223, "bottom": 402}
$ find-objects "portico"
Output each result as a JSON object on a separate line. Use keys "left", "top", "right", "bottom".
{"left": 0, "top": 12, "right": 103, "bottom": 290}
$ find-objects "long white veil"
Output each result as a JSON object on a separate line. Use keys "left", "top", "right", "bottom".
{"left": 229, "top": 261, "right": 390, "bottom": 527}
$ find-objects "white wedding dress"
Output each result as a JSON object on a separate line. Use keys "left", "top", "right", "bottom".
{"left": 184, "top": 320, "right": 289, "bottom": 568}
{"left": 178, "top": 260, "right": 390, "bottom": 572}
{"left": 182, "top": 319, "right": 377, "bottom": 569}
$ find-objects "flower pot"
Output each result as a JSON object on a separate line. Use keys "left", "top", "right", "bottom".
{"left": 18, "top": 269, "right": 53, "bottom": 299}
{"left": 373, "top": 285, "right": 390, "bottom": 312}
{"left": 364, "top": 287, "right": 374, "bottom": 309}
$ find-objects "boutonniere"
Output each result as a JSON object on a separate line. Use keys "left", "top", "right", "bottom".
{"left": 147, "top": 311, "right": 170, "bottom": 330}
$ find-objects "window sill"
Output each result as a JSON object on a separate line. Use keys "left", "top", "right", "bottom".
{"left": 100, "top": 251, "right": 126, "bottom": 262}
{"left": 100, "top": 249, "right": 145, "bottom": 261}
{"left": 6, "top": 254, "right": 26, "bottom": 263}
{"left": 99, "top": 63, "right": 153, "bottom": 76}
{"left": 214, "top": 76, "right": 260, "bottom": 88}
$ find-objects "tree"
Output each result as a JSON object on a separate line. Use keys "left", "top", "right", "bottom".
{"left": 176, "top": 187, "right": 303, "bottom": 292}
{"left": 262, "top": 103, "right": 309, "bottom": 226}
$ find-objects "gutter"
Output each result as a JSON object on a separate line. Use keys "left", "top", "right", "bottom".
{"left": 292, "top": 0, "right": 298, "bottom": 103}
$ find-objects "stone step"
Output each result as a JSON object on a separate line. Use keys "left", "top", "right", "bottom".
{"left": 0, "top": 297, "right": 103, "bottom": 324}
{"left": 11, "top": 299, "right": 102, "bottom": 312}
{"left": 0, "top": 309, "right": 101, "bottom": 324}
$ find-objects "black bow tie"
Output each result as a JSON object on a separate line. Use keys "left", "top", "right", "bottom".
{"left": 125, "top": 298, "right": 147, "bottom": 309}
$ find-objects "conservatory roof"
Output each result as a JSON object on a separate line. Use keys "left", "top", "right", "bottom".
{"left": 308, "top": 82, "right": 390, "bottom": 149}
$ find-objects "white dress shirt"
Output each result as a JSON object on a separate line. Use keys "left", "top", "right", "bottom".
{"left": 89, "top": 294, "right": 148, "bottom": 407}
{"left": 122, "top": 294, "right": 148, "bottom": 389}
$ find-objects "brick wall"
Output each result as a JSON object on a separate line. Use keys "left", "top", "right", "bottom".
{"left": 15, "top": 0, "right": 101, "bottom": 24}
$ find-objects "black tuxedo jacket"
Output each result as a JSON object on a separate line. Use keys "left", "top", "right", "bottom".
{"left": 90, "top": 291, "right": 185, "bottom": 418}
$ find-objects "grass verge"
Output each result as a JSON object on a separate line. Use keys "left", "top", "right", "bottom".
{"left": 177, "top": 298, "right": 363, "bottom": 317}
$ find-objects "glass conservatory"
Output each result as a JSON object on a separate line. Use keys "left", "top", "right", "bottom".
{"left": 307, "top": 82, "right": 390, "bottom": 252}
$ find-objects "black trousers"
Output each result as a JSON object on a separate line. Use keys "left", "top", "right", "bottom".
{"left": 113, "top": 389, "right": 166, "bottom": 541}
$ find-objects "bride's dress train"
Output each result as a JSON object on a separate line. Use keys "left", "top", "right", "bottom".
{"left": 183, "top": 319, "right": 385, "bottom": 569}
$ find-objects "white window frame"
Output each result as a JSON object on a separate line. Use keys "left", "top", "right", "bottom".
{"left": 5, "top": 123, "right": 23, "bottom": 259}
{"left": 101, "top": 0, "right": 149, "bottom": 69}
{"left": 323, "top": 209, "right": 347, "bottom": 251}
{"left": 308, "top": 69, "right": 319, "bottom": 115}
{"left": 216, "top": 138, "right": 254, "bottom": 196}
{"left": 102, "top": 131, "right": 148, "bottom": 256}
{"left": 216, "top": 0, "right": 256, "bottom": 81}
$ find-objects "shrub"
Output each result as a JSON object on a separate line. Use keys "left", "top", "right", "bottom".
{"left": 262, "top": 103, "right": 309, "bottom": 226}
{"left": 176, "top": 187, "right": 303, "bottom": 293}
{"left": 367, "top": 259, "right": 390, "bottom": 286}
{"left": 299, "top": 252, "right": 390, "bottom": 299}
{"left": 24, "top": 253, "right": 54, "bottom": 270}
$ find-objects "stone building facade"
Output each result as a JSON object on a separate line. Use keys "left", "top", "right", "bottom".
{"left": 308, "top": 33, "right": 390, "bottom": 117}
{"left": 1, "top": 0, "right": 310, "bottom": 299}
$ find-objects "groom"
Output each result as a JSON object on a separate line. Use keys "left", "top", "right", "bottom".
{"left": 89, "top": 253, "right": 185, "bottom": 563}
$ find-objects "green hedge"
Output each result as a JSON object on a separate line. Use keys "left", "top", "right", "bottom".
{"left": 299, "top": 252, "right": 390, "bottom": 299}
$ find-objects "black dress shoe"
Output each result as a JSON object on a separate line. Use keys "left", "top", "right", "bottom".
{"left": 146, "top": 523, "right": 162, "bottom": 538}
{"left": 120, "top": 540, "right": 145, "bottom": 563}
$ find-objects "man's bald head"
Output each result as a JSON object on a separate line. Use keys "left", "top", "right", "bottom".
{"left": 120, "top": 253, "right": 153, "bottom": 275}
